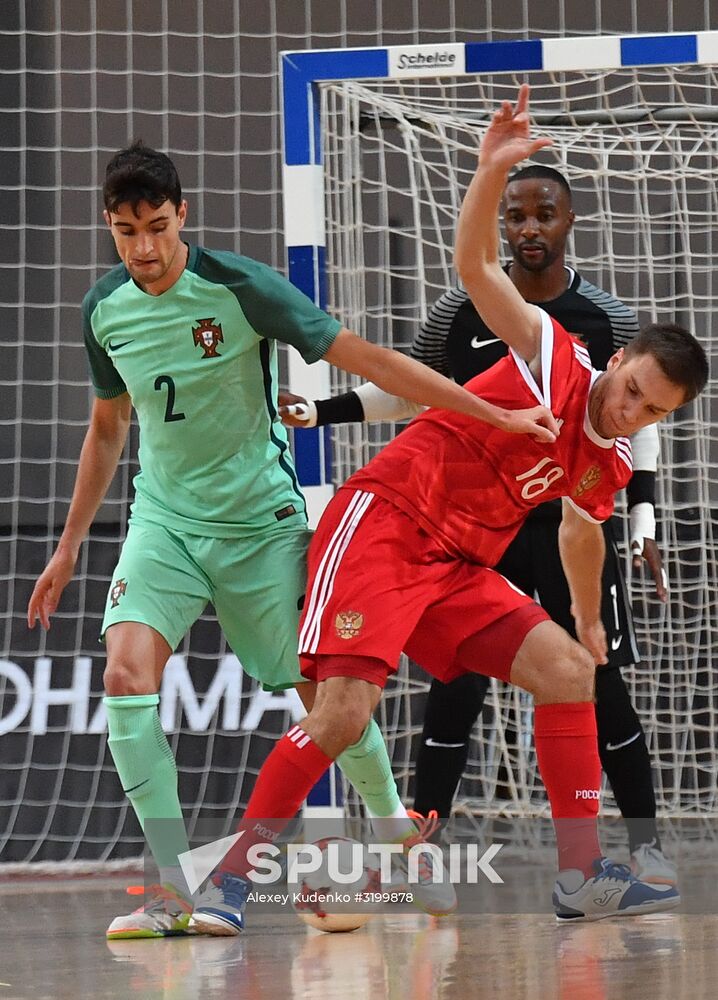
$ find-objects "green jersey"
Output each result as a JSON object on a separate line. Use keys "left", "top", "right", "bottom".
{"left": 82, "top": 245, "right": 340, "bottom": 536}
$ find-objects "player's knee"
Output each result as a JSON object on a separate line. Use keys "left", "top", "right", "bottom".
{"left": 103, "top": 660, "right": 151, "bottom": 697}
{"left": 329, "top": 699, "right": 372, "bottom": 749}
{"left": 512, "top": 623, "right": 594, "bottom": 703}
{"left": 547, "top": 643, "right": 595, "bottom": 702}
{"left": 309, "top": 682, "right": 374, "bottom": 753}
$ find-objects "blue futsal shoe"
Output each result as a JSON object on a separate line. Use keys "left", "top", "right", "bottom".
{"left": 553, "top": 857, "right": 680, "bottom": 922}
{"left": 189, "top": 871, "right": 251, "bottom": 936}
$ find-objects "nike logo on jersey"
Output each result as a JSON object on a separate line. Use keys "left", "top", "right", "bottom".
{"left": 424, "top": 738, "right": 466, "bottom": 749}
{"left": 470, "top": 336, "right": 499, "bottom": 350}
{"left": 108, "top": 339, "right": 134, "bottom": 351}
{"left": 604, "top": 731, "right": 641, "bottom": 752}
{"left": 611, "top": 635, "right": 623, "bottom": 651}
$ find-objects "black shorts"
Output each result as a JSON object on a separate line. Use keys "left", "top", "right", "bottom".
{"left": 496, "top": 515, "right": 639, "bottom": 668}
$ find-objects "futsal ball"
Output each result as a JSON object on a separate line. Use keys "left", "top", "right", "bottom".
{"left": 291, "top": 836, "right": 381, "bottom": 933}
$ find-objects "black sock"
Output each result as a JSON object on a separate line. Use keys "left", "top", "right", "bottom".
{"left": 595, "top": 665, "right": 660, "bottom": 854}
{"left": 413, "top": 672, "right": 490, "bottom": 821}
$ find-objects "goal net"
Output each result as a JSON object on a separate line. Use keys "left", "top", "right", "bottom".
{"left": 3, "top": 15, "right": 717, "bottom": 874}
{"left": 320, "top": 66, "right": 718, "bottom": 824}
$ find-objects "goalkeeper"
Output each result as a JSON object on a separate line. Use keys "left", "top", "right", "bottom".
{"left": 26, "top": 141, "right": 554, "bottom": 939}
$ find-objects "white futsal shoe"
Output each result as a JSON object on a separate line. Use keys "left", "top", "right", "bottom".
{"left": 392, "top": 810, "right": 457, "bottom": 917}
{"left": 553, "top": 858, "right": 679, "bottom": 922}
{"left": 630, "top": 840, "right": 678, "bottom": 887}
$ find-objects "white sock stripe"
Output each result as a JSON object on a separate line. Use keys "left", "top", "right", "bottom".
{"left": 303, "top": 490, "right": 374, "bottom": 655}
{"left": 288, "top": 727, "right": 306, "bottom": 743}
{"left": 296, "top": 734, "right": 311, "bottom": 749}
{"left": 299, "top": 491, "right": 374, "bottom": 654}
{"left": 298, "top": 490, "right": 367, "bottom": 651}
{"left": 287, "top": 724, "right": 299, "bottom": 740}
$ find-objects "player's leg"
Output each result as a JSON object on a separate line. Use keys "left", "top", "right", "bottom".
{"left": 102, "top": 519, "right": 212, "bottom": 939}
{"left": 463, "top": 615, "right": 677, "bottom": 919}
{"left": 224, "top": 670, "right": 383, "bottom": 863}
{"left": 538, "top": 519, "right": 674, "bottom": 882}
{"left": 596, "top": 530, "right": 676, "bottom": 882}
{"left": 191, "top": 668, "right": 384, "bottom": 935}
{"left": 413, "top": 527, "right": 535, "bottom": 821}
{"left": 192, "top": 491, "right": 458, "bottom": 933}
{"left": 409, "top": 567, "right": 678, "bottom": 920}
{"left": 211, "top": 524, "right": 413, "bottom": 839}
{"left": 409, "top": 583, "right": 603, "bottom": 873}
{"left": 297, "top": 681, "right": 415, "bottom": 841}
{"left": 529, "top": 514, "right": 614, "bottom": 872}
{"left": 594, "top": 665, "right": 674, "bottom": 884}
{"left": 413, "top": 673, "right": 490, "bottom": 820}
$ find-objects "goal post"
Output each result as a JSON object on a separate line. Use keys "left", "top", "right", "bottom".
{"left": 280, "top": 29, "right": 718, "bottom": 520}
{"left": 280, "top": 33, "right": 718, "bottom": 822}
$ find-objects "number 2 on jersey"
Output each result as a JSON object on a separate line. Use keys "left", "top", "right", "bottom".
{"left": 154, "top": 375, "right": 186, "bottom": 423}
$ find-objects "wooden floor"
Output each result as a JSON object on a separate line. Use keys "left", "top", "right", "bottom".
{"left": 0, "top": 873, "right": 716, "bottom": 1000}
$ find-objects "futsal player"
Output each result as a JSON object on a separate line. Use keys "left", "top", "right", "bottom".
{"left": 26, "top": 141, "right": 554, "bottom": 938}
{"left": 283, "top": 162, "right": 675, "bottom": 885}
{"left": 193, "top": 86, "right": 705, "bottom": 928}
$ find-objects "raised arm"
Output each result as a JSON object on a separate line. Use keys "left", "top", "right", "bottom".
{"left": 455, "top": 84, "right": 552, "bottom": 365}
{"left": 27, "top": 393, "right": 132, "bottom": 629}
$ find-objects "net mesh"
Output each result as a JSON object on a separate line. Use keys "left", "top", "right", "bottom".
{"left": 1, "top": 1, "right": 716, "bottom": 869}
{"left": 321, "top": 68, "right": 718, "bottom": 819}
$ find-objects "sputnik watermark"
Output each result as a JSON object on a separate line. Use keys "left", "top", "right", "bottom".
{"left": 178, "top": 832, "right": 504, "bottom": 894}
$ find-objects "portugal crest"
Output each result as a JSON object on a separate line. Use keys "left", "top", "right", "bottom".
{"left": 109, "top": 578, "right": 127, "bottom": 608}
{"left": 574, "top": 465, "right": 601, "bottom": 497}
{"left": 335, "top": 610, "right": 364, "bottom": 640}
{"left": 192, "top": 317, "right": 224, "bottom": 358}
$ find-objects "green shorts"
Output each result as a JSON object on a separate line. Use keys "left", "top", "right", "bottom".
{"left": 101, "top": 518, "right": 312, "bottom": 690}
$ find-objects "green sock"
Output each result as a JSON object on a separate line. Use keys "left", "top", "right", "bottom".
{"left": 336, "top": 718, "right": 403, "bottom": 817}
{"left": 104, "top": 694, "right": 190, "bottom": 878}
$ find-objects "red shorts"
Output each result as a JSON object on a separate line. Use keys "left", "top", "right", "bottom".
{"left": 298, "top": 489, "right": 550, "bottom": 688}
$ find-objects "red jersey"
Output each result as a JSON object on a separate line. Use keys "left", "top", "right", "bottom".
{"left": 347, "top": 309, "right": 632, "bottom": 567}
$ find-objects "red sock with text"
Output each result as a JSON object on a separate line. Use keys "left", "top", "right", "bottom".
{"left": 221, "top": 724, "right": 333, "bottom": 879}
{"left": 534, "top": 702, "right": 602, "bottom": 878}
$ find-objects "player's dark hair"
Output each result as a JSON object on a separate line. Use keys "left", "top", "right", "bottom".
{"left": 507, "top": 164, "right": 572, "bottom": 202}
{"left": 624, "top": 323, "right": 708, "bottom": 403}
{"left": 103, "top": 141, "right": 182, "bottom": 214}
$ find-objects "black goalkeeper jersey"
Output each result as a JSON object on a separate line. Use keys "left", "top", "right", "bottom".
{"left": 411, "top": 266, "right": 639, "bottom": 385}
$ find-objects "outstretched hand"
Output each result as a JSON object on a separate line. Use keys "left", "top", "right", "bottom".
{"left": 498, "top": 404, "right": 561, "bottom": 444}
{"left": 479, "top": 83, "right": 553, "bottom": 172}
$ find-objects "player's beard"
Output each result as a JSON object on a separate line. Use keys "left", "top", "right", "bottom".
{"left": 514, "top": 242, "right": 557, "bottom": 272}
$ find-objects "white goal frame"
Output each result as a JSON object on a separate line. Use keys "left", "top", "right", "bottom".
{"left": 279, "top": 30, "right": 718, "bottom": 522}
{"left": 279, "top": 32, "right": 718, "bottom": 824}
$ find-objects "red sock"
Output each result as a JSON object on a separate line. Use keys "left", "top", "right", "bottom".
{"left": 222, "top": 724, "right": 333, "bottom": 879}
{"left": 534, "top": 702, "right": 602, "bottom": 878}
